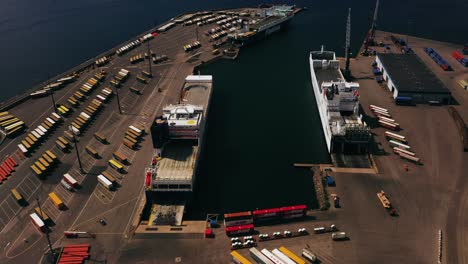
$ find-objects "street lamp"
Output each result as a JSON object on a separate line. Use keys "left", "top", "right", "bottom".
{"left": 36, "top": 198, "right": 56, "bottom": 262}
{"left": 113, "top": 85, "right": 123, "bottom": 115}
{"left": 69, "top": 126, "right": 84, "bottom": 173}
{"left": 147, "top": 41, "right": 153, "bottom": 77}
{"left": 49, "top": 89, "right": 57, "bottom": 112}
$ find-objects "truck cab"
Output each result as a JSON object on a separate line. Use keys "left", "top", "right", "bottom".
{"left": 326, "top": 175, "right": 335, "bottom": 186}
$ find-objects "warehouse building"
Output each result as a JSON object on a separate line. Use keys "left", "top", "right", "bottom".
{"left": 375, "top": 53, "right": 452, "bottom": 104}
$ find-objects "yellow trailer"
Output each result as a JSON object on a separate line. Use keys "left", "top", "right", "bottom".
{"left": 48, "top": 192, "right": 65, "bottom": 210}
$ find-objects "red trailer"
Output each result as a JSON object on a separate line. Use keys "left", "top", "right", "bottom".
{"left": 280, "top": 205, "right": 307, "bottom": 219}
{"left": 252, "top": 208, "right": 280, "bottom": 222}
{"left": 225, "top": 224, "right": 254, "bottom": 236}
{"left": 224, "top": 211, "right": 253, "bottom": 227}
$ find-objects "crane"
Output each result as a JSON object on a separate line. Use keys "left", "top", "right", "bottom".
{"left": 344, "top": 8, "right": 351, "bottom": 80}
{"left": 362, "top": 0, "right": 380, "bottom": 56}
{"left": 369, "top": 0, "right": 380, "bottom": 43}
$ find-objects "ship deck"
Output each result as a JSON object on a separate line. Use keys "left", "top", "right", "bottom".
{"left": 182, "top": 78, "right": 212, "bottom": 112}
{"left": 156, "top": 141, "right": 198, "bottom": 183}
{"left": 315, "top": 67, "right": 343, "bottom": 84}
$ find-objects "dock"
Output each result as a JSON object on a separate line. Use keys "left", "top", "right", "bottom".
{"left": 0, "top": 5, "right": 303, "bottom": 263}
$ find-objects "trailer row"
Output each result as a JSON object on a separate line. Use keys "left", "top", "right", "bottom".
{"left": 0, "top": 111, "right": 25, "bottom": 137}
{"left": 68, "top": 94, "right": 108, "bottom": 139}
{"left": 210, "top": 30, "right": 228, "bottom": 42}
{"left": 17, "top": 112, "right": 62, "bottom": 156}
{"left": 232, "top": 245, "right": 310, "bottom": 264}
{"left": 224, "top": 205, "right": 307, "bottom": 227}
{"left": 110, "top": 68, "right": 130, "bottom": 87}
{"left": 31, "top": 75, "right": 77, "bottom": 99}
{"left": 0, "top": 157, "right": 18, "bottom": 184}
{"left": 183, "top": 41, "right": 201, "bottom": 52}
{"left": 116, "top": 39, "right": 141, "bottom": 56}
{"left": 424, "top": 47, "right": 452, "bottom": 71}
{"left": 183, "top": 13, "right": 217, "bottom": 27}
{"left": 452, "top": 51, "right": 468, "bottom": 67}
{"left": 130, "top": 54, "right": 144, "bottom": 64}
{"left": 370, "top": 105, "right": 421, "bottom": 163}
{"left": 95, "top": 56, "right": 108, "bottom": 66}
{"left": 30, "top": 150, "right": 59, "bottom": 178}
{"left": 122, "top": 124, "right": 144, "bottom": 150}
{"left": 56, "top": 244, "right": 91, "bottom": 264}
{"left": 152, "top": 54, "right": 168, "bottom": 64}
{"left": 67, "top": 72, "right": 105, "bottom": 109}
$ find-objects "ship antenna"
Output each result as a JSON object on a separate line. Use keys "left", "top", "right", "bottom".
{"left": 321, "top": 45, "right": 324, "bottom": 52}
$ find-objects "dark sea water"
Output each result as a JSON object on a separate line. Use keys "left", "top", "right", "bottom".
{"left": 1, "top": 0, "right": 467, "bottom": 217}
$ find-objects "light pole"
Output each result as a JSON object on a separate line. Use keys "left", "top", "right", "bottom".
{"left": 113, "top": 85, "right": 122, "bottom": 114}
{"left": 49, "top": 89, "right": 57, "bottom": 112}
{"left": 36, "top": 198, "right": 55, "bottom": 262}
{"left": 69, "top": 126, "right": 84, "bottom": 173}
{"left": 147, "top": 41, "right": 153, "bottom": 77}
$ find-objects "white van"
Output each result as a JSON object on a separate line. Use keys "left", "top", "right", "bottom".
{"left": 332, "top": 232, "right": 347, "bottom": 240}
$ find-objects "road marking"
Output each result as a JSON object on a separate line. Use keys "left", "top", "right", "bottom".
{"left": 5, "top": 222, "right": 43, "bottom": 259}
{"left": 0, "top": 208, "right": 11, "bottom": 221}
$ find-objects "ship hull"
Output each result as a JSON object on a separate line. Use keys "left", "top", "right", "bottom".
{"left": 309, "top": 55, "right": 332, "bottom": 153}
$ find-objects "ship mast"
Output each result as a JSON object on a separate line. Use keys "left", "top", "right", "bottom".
{"left": 344, "top": 8, "right": 351, "bottom": 80}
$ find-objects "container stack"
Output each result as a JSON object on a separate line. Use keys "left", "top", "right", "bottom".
{"left": 423, "top": 47, "right": 452, "bottom": 71}
{"left": 452, "top": 51, "right": 468, "bottom": 67}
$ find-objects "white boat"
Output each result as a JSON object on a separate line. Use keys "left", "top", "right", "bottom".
{"left": 309, "top": 47, "right": 371, "bottom": 153}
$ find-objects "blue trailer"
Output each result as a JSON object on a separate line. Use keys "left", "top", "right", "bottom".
{"left": 395, "top": 96, "right": 413, "bottom": 106}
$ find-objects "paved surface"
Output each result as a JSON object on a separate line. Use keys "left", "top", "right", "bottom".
{"left": 1, "top": 13, "right": 467, "bottom": 264}
{"left": 0, "top": 9, "right": 231, "bottom": 263}
{"left": 119, "top": 31, "right": 468, "bottom": 264}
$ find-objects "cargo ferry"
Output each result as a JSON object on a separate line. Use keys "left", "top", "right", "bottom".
{"left": 309, "top": 47, "right": 371, "bottom": 153}
{"left": 234, "top": 5, "right": 295, "bottom": 45}
{"left": 147, "top": 75, "right": 212, "bottom": 192}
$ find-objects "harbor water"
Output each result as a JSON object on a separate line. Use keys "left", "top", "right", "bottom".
{"left": 0, "top": 0, "right": 467, "bottom": 218}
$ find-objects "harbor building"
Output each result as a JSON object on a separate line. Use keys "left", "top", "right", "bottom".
{"left": 375, "top": 53, "right": 452, "bottom": 104}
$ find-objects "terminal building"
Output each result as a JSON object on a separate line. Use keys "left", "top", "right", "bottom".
{"left": 375, "top": 53, "right": 452, "bottom": 104}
